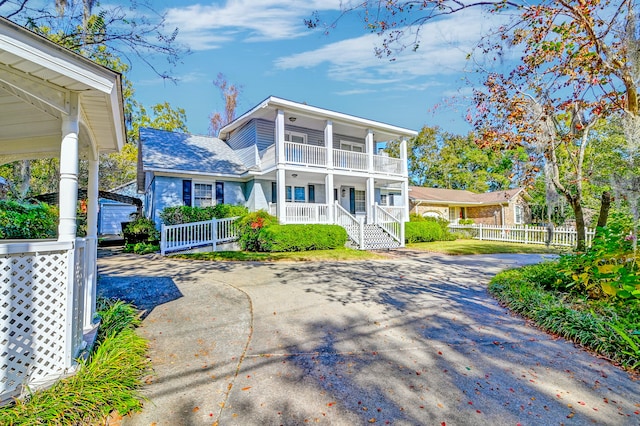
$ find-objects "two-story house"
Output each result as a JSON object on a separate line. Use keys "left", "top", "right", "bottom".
{"left": 138, "top": 96, "right": 417, "bottom": 249}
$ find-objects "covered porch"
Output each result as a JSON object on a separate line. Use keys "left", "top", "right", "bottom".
{"left": 0, "top": 17, "right": 125, "bottom": 402}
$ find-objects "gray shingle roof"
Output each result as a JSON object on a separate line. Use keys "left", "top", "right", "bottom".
{"left": 409, "top": 186, "right": 525, "bottom": 205}
{"left": 140, "top": 128, "right": 247, "bottom": 176}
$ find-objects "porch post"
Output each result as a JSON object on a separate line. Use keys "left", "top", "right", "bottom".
{"left": 277, "top": 168, "right": 286, "bottom": 223}
{"left": 58, "top": 93, "right": 79, "bottom": 242}
{"left": 84, "top": 158, "right": 99, "bottom": 330}
{"left": 275, "top": 109, "right": 286, "bottom": 223}
{"left": 366, "top": 177, "right": 375, "bottom": 224}
{"left": 325, "top": 173, "right": 334, "bottom": 223}
{"left": 366, "top": 129, "right": 374, "bottom": 173}
{"left": 401, "top": 179, "right": 410, "bottom": 222}
{"left": 400, "top": 137, "right": 408, "bottom": 176}
{"left": 325, "top": 120, "right": 333, "bottom": 168}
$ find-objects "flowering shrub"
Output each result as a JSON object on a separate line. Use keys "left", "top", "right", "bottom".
{"left": 235, "top": 211, "right": 278, "bottom": 251}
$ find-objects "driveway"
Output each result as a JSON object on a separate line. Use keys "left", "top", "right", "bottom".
{"left": 97, "top": 251, "right": 640, "bottom": 425}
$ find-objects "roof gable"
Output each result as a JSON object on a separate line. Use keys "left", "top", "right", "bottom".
{"left": 409, "top": 186, "right": 526, "bottom": 205}
{"left": 139, "top": 128, "right": 247, "bottom": 176}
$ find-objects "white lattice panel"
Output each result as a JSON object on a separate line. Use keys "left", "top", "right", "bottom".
{"left": 71, "top": 245, "right": 85, "bottom": 353}
{"left": 362, "top": 225, "right": 401, "bottom": 250}
{"left": 1, "top": 249, "right": 69, "bottom": 399}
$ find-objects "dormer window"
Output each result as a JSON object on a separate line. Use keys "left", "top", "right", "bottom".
{"left": 285, "top": 131, "right": 307, "bottom": 144}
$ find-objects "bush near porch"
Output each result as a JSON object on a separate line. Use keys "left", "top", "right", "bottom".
{"left": 0, "top": 200, "right": 57, "bottom": 239}
{"left": 258, "top": 224, "right": 348, "bottom": 252}
{"left": 159, "top": 204, "right": 248, "bottom": 225}
{"left": 406, "top": 213, "right": 455, "bottom": 243}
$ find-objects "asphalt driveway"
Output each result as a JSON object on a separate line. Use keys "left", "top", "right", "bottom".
{"left": 97, "top": 250, "right": 640, "bottom": 425}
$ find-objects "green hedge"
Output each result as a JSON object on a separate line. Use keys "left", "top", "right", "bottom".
{"left": 159, "top": 204, "right": 248, "bottom": 225}
{"left": 0, "top": 200, "right": 57, "bottom": 239}
{"left": 258, "top": 224, "right": 348, "bottom": 252}
{"left": 405, "top": 221, "right": 444, "bottom": 243}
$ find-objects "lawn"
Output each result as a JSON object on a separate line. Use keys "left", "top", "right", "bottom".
{"left": 407, "top": 239, "right": 568, "bottom": 255}
{"left": 171, "top": 247, "right": 387, "bottom": 262}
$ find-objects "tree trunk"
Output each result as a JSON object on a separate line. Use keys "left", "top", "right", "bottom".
{"left": 570, "top": 198, "right": 587, "bottom": 252}
{"left": 17, "top": 159, "right": 31, "bottom": 199}
{"left": 596, "top": 191, "right": 612, "bottom": 229}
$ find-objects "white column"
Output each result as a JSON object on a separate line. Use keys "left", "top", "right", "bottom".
{"left": 325, "top": 120, "right": 333, "bottom": 169}
{"left": 401, "top": 179, "right": 410, "bottom": 222}
{"left": 400, "top": 137, "right": 408, "bottom": 176}
{"left": 275, "top": 109, "right": 285, "bottom": 165}
{"left": 366, "top": 129, "right": 374, "bottom": 172}
{"left": 84, "top": 158, "right": 99, "bottom": 330}
{"left": 58, "top": 93, "right": 79, "bottom": 241}
{"left": 276, "top": 168, "right": 286, "bottom": 223}
{"left": 366, "top": 177, "right": 375, "bottom": 224}
{"left": 325, "top": 173, "right": 334, "bottom": 223}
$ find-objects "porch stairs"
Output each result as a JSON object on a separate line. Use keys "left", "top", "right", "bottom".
{"left": 343, "top": 223, "right": 401, "bottom": 250}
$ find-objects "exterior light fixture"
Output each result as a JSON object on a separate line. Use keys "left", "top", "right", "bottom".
{"left": 289, "top": 117, "right": 296, "bottom": 122}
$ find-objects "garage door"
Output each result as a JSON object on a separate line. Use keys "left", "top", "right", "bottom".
{"left": 99, "top": 203, "right": 138, "bottom": 235}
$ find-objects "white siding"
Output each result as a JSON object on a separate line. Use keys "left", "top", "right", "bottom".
{"left": 99, "top": 203, "right": 138, "bottom": 235}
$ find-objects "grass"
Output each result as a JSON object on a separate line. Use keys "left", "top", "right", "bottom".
{"left": 171, "top": 247, "right": 387, "bottom": 262}
{"left": 0, "top": 299, "right": 149, "bottom": 425}
{"left": 407, "top": 239, "right": 568, "bottom": 255}
{"left": 489, "top": 262, "right": 640, "bottom": 371}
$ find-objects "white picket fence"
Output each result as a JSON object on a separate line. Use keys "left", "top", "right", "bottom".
{"left": 448, "top": 223, "right": 595, "bottom": 247}
{"left": 160, "top": 217, "right": 239, "bottom": 255}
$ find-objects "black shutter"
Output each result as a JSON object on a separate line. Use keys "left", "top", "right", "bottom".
{"left": 182, "top": 180, "right": 192, "bottom": 206}
{"left": 308, "top": 185, "right": 315, "bottom": 203}
{"left": 216, "top": 182, "right": 224, "bottom": 205}
{"left": 271, "top": 182, "right": 277, "bottom": 203}
{"left": 349, "top": 187, "right": 355, "bottom": 214}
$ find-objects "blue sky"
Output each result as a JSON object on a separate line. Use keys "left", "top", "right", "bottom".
{"left": 126, "top": 1, "right": 510, "bottom": 137}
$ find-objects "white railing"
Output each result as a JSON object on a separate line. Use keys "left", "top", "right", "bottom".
{"left": 333, "top": 149, "right": 368, "bottom": 171}
{"left": 448, "top": 223, "right": 596, "bottom": 247}
{"left": 335, "top": 202, "right": 362, "bottom": 248}
{"left": 0, "top": 238, "right": 90, "bottom": 403}
{"left": 380, "top": 206, "right": 405, "bottom": 222}
{"left": 285, "top": 203, "right": 330, "bottom": 224}
{"left": 374, "top": 204, "right": 404, "bottom": 246}
{"left": 373, "top": 155, "right": 404, "bottom": 175}
{"left": 284, "top": 142, "right": 327, "bottom": 167}
{"left": 161, "top": 217, "right": 240, "bottom": 255}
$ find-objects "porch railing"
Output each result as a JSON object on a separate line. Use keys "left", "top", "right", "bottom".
{"left": 448, "top": 223, "right": 595, "bottom": 247}
{"left": 379, "top": 205, "right": 405, "bottom": 222}
{"left": 373, "top": 155, "right": 404, "bottom": 175}
{"left": 333, "top": 149, "right": 368, "bottom": 171}
{"left": 160, "top": 217, "right": 239, "bottom": 255}
{"left": 284, "top": 142, "right": 327, "bottom": 167}
{"left": 0, "top": 238, "right": 89, "bottom": 403}
{"left": 285, "top": 203, "right": 330, "bottom": 223}
{"left": 335, "top": 203, "right": 362, "bottom": 248}
{"left": 374, "top": 204, "right": 403, "bottom": 245}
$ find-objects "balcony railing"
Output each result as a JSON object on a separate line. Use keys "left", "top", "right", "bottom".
{"left": 333, "top": 149, "right": 368, "bottom": 171}
{"left": 284, "top": 203, "right": 329, "bottom": 223}
{"left": 284, "top": 142, "right": 326, "bottom": 167}
{"left": 373, "top": 155, "right": 403, "bottom": 174}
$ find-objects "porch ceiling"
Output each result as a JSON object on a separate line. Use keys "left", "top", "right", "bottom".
{"left": 0, "top": 17, "right": 125, "bottom": 164}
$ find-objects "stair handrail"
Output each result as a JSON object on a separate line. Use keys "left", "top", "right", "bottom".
{"left": 374, "top": 203, "right": 403, "bottom": 245}
{"left": 334, "top": 202, "right": 361, "bottom": 249}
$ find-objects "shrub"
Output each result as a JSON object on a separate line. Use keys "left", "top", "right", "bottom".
{"left": 258, "top": 224, "right": 348, "bottom": 252}
{"left": 123, "top": 217, "right": 159, "bottom": 246}
{"left": 459, "top": 218, "right": 475, "bottom": 225}
{"left": 235, "top": 210, "right": 278, "bottom": 251}
{"left": 160, "top": 204, "right": 248, "bottom": 225}
{"left": 0, "top": 200, "right": 57, "bottom": 239}
{"left": 123, "top": 242, "right": 159, "bottom": 255}
{"left": 405, "top": 221, "right": 444, "bottom": 243}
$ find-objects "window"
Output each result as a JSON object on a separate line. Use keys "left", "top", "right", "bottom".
{"left": 308, "top": 185, "right": 315, "bottom": 203}
{"left": 285, "top": 131, "right": 307, "bottom": 144}
{"left": 380, "top": 194, "right": 388, "bottom": 206}
{"left": 194, "top": 183, "right": 213, "bottom": 207}
{"left": 294, "top": 186, "right": 305, "bottom": 202}
{"left": 271, "top": 182, "right": 277, "bottom": 203}
{"left": 340, "top": 141, "right": 365, "bottom": 152}
{"left": 449, "top": 207, "right": 457, "bottom": 222}
{"left": 182, "top": 180, "right": 192, "bottom": 206}
{"left": 354, "top": 190, "right": 365, "bottom": 213}
{"left": 515, "top": 205, "right": 524, "bottom": 224}
{"left": 286, "top": 186, "right": 292, "bottom": 202}
{"left": 216, "top": 182, "right": 224, "bottom": 205}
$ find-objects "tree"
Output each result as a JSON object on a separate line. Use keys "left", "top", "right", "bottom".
{"left": 209, "top": 73, "right": 241, "bottom": 136}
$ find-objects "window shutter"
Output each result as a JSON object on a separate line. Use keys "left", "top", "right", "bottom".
{"left": 182, "top": 180, "right": 192, "bottom": 206}
{"left": 216, "top": 182, "right": 224, "bottom": 205}
{"left": 308, "top": 185, "right": 315, "bottom": 203}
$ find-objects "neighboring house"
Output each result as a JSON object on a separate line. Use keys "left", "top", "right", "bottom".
{"left": 409, "top": 186, "right": 532, "bottom": 226}
{"left": 138, "top": 96, "right": 417, "bottom": 249}
{"left": 98, "top": 181, "right": 143, "bottom": 235}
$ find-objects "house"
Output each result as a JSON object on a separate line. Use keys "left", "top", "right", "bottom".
{"left": 0, "top": 17, "right": 125, "bottom": 402}
{"left": 409, "top": 186, "right": 531, "bottom": 226}
{"left": 138, "top": 96, "right": 417, "bottom": 249}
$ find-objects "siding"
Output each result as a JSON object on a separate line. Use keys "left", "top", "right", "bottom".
{"left": 334, "top": 133, "right": 365, "bottom": 150}
{"left": 224, "top": 181, "right": 246, "bottom": 206}
{"left": 227, "top": 120, "right": 258, "bottom": 168}
{"left": 255, "top": 119, "right": 275, "bottom": 154}
{"left": 246, "top": 179, "right": 271, "bottom": 212}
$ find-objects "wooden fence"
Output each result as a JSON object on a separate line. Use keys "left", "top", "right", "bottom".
{"left": 448, "top": 223, "right": 595, "bottom": 247}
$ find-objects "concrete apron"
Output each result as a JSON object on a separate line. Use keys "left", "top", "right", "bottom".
{"left": 97, "top": 252, "right": 640, "bottom": 426}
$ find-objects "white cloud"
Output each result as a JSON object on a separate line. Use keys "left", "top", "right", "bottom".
{"left": 275, "top": 9, "right": 509, "bottom": 87}
{"left": 165, "top": 0, "right": 342, "bottom": 50}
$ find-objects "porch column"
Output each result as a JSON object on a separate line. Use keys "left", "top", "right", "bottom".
{"left": 400, "top": 137, "right": 408, "bottom": 177}
{"left": 401, "top": 179, "right": 410, "bottom": 222}
{"left": 366, "top": 129, "right": 374, "bottom": 173}
{"left": 325, "top": 120, "right": 333, "bottom": 169}
{"left": 275, "top": 109, "right": 285, "bottom": 166}
{"left": 325, "top": 173, "right": 334, "bottom": 223}
{"left": 366, "top": 177, "right": 375, "bottom": 224}
{"left": 58, "top": 93, "right": 79, "bottom": 241}
{"left": 84, "top": 158, "right": 99, "bottom": 330}
{"left": 276, "top": 168, "right": 286, "bottom": 223}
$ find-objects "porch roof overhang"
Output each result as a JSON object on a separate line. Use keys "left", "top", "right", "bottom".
{"left": 219, "top": 96, "right": 418, "bottom": 142}
{"left": 0, "top": 17, "right": 126, "bottom": 164}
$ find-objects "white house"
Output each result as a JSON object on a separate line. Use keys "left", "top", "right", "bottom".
{"left": 0, "top": 17, "right": 125, "bottom": 402}
{"left": 138, "top": 97, "right": 417, "bottom": 249}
